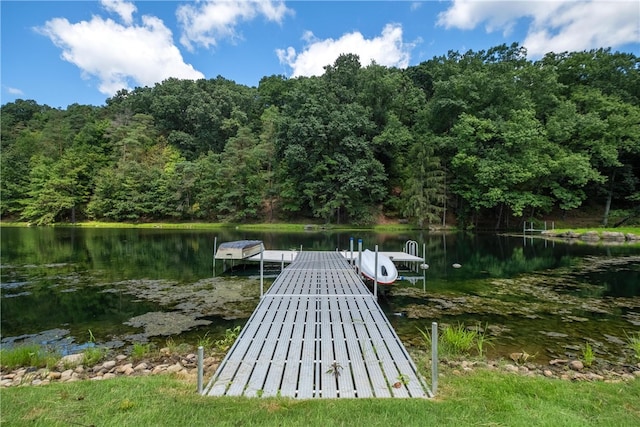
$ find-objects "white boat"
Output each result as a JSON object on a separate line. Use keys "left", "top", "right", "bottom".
{"left": 357, "top": 249, "right": 398, "bottom": 285}
{"left": 215, "top": 240, "right": 264, "bottom": 260}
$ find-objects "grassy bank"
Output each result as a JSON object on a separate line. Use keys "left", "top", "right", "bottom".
{"left": 4, "top": 220, "right": 639, "bottom": 234}
{"left": 547, "top": 226, "right": 640, "bottom": 235}
{"left": 1, "top": 370, "right": 638, "bottom": 426}
{"left": 0, "top": 221, "right": 425, "bottom": 233}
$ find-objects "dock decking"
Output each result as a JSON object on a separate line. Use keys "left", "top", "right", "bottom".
{"left": 246, "top": 249, "right": 424, "bottom": 264}
{"left": 203, "top": 251, "right": 430, "bottom": 399}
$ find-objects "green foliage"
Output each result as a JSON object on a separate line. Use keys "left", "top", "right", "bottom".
{"left": 214, "top": 326, "right": 242, "bottom": 352}
{"left": 0, "top": 344, "right": 59, "bottom": 369}
{"left": 475, "top": 327, "right": 495, "bottom": 358}
{"left": 3, "top": 46, "right": 639, "bottom": 227}
{"left": 3, "top": 373, "right": 639, "bottom": 426}
{"left": 419, "top": 323, "right": 493, "bottom": 359}
{"left": 83, "top": 329, "right": 107, "bottom": 366}
{"left": 440, "top": 323, "right": 479, "bottom": 356}
{"left": 582, "top": 342, "right": 595, "bottom": 367}
{"left": 83, "top": 346, "right": 107, "bottom": 366}
{"left": 402, "top": 132, "right": 446, "bottom": 227}
{"left": 131, "top": 343, "right": 153, "bottom": 360}
{"left": 625, "top": 331, "right": 640, "bottom": 360}
{"left": 196, "top": 332, "right": 215, "bottom": 352}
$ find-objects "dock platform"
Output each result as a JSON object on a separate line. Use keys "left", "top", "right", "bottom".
{"left": 203, "top": 251, "right": 430, "bottom": 399}
{"left": 246, "top": 249, "right": 424, "bottom": 264}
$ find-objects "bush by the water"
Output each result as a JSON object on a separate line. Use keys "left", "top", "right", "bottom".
{"left": 419, "top": 323, "right": 493, "bottom": 359}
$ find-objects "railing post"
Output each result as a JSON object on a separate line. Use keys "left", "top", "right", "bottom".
{"left": 431, "top": 322, "right": 438, "bottom": 396}
{"left": 423, "top": 243, "right": 427, "bottom": 292}
{"left": 213, "top": 237, "right": 217, "bottom": 277}
{"left": 374, "top": 245, "right": 379, "bottom": 299}
{"left": 260, "top": 249, "right": 264, "bottom": 297}
{"left": 197, "top": 345, "right": 204, "bottom": 394}
{"left": 350, "top": 237, "right": 354, "bottom": 266}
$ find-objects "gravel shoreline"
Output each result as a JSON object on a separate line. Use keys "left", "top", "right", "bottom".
{"left": 2, "top": 349, "right": 638, "bottom": 389}
{"left": 1, "top": 347, "right": 221, "bottom": 388}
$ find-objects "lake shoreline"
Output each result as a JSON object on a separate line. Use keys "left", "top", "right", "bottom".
{"left": 2, "top": 347, "right": 638, "bottom": 389}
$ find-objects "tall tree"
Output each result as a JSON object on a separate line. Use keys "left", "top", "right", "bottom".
{"left": 214, "top": 127, "right": 266, "bottom": 221}
{"left": 402, "top": 134, "right": 446, "bottom": 228}
{"left": 21, "top": 146, "right": 94, "bottom": 224}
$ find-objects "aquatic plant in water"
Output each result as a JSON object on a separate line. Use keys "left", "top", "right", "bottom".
{"left": 475, "top": 325, "right": 495, "bottom": 358}
{"left": 214, "top": 326, "right": 242, "bottom": 352}
{"left": 581, "top": 341, "right": 595, "bottom": 367}
{"left": 83, "top": 330, "right": 107, "bottom": 366}
{"left": 625, "top": 331, "right": 640, "bottom": 360}
{"left": 418, "top": 322, "right": 491, "bottom": 359}
{"left": 441, "top": 323, "right": 478, "bottom": 356}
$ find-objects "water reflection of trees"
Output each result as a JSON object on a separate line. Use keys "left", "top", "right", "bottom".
{"left": 1, "top": 274, "right": 156, "bottom": 341}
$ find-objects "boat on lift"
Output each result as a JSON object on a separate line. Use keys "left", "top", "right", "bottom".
{"left": 356, "top": 249, "right": 399, "bottom": 285}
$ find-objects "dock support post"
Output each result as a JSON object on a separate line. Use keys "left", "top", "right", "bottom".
{"left": 374, "top": 245, "right": 379, "bottom": 299}
{"left": 350, "top": 237, "right": 354, "bottom": 266}
{"left": 281, "top": 254, "right": 284, "bottom": 271}
{"left": 213, "top": 237, "right": 217, "bottom": 277}
{"left": 197, "top": 345, "right": 204, "bottom": 394}
{"left": 357, "top": 239, "right": 363, "bottom": 273}
{"left": 423, "top": 243, "right": 427, "bottom": 292}
{"left": 431, "top": 322, "right": 438, "bottom": 396}
{"left": 260, "top": 250, "right": 264, "bottom": 297}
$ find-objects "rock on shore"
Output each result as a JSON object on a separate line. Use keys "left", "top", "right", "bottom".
{"left": 540, "top": 230, "right": 639, "bottom": 243}
{"left": 1, "top": 350, "right": 219, "bottom": 388}
{"left": 441, "top": 358, "right": 640, "bottom": 383}
{"left": 3, "top": 351, "right": 639, "bottom": 388}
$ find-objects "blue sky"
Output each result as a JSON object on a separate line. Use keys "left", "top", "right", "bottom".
{"left": 2, "top": 0, "right": 639, "bottom": 108}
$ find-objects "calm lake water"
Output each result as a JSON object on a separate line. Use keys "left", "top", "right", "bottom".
{"left": 1, "top": 226, "right": 639, "bottom": 365}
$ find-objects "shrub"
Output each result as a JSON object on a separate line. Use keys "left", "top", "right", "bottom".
{"left": 419, "top": 323, "right": 493, "bottom": 359}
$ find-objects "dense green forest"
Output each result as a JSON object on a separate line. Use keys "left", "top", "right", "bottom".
{"left": 2, "top": 44, "right": 639, "bottom": 229}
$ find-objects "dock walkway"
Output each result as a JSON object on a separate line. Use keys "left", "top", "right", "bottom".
{"left": 203, "top": 251, "right": 430, "bottom": 399}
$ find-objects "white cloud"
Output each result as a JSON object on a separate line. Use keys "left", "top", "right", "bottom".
{"left": 437, "top": 0, "right": 640, "bottom": 56}
{"left": 38, "top": 13, "right": 204, "bottom": 97}
{"left": 101, "top": 0, "right": 137, "bottom": 25}
{"left": 177, "top": 0, "right": 292, "bottom": 51}
{"left": 277, "top": 23, "right": 415, "bottom": 78}
{"left": 6, "top": 86, "right": 25, "bottom": 96}
{"left": 410, "top": 2, "right": 423, "bottom": 12}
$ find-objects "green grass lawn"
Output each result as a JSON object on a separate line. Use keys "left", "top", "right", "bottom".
{"left": 549, "top": 226, "right": 640, "bottom": 235}
{"left": 1, "top": 221, "right": 422, "bottom": 232}
{"left": 2, "top": 371, "right": 638, "bottom": 426}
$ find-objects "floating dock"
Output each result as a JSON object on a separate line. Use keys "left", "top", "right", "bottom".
{"left": 246, "top": 249, "right": 424, "bottom": 264}
{"left": 203, "top": 251, "right": 430, "bottom": 399}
